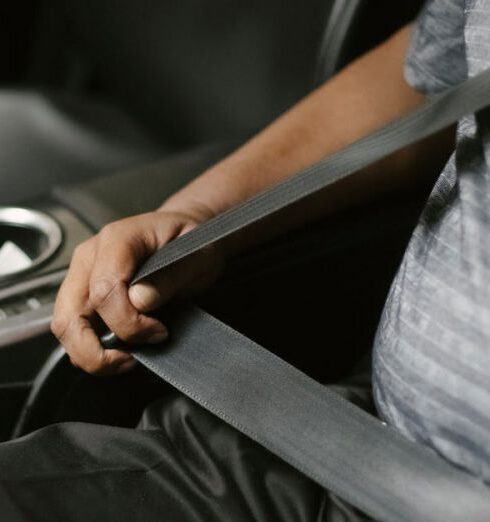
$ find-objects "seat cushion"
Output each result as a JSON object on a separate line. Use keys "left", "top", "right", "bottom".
{"left": 0, "top": 91, "right": 165, "bottom": 204}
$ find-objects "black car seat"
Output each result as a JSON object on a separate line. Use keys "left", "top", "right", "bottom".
{"left": 0, "top": 91, "right": 163, "bottom": 204}
{"left": 1, "top": 0, "right": 420, "bottom": 204}
{"left": 1, "top": 0, "right": 329, "bottom": 203}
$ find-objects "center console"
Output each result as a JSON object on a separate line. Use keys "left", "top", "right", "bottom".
{"left": 0, "top": 144, "right": 233, "bottom": 438}
{"left": 0, "top": 201, "right": 92, "bottom": 381}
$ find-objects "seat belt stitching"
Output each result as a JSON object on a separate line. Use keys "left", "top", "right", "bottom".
{"left": 135, "top": 70, "right": 490, "bottom": 281}
{"left": 135, "top": 353, "right": 402, "bottom": 521}
{"left": 126, "top": 68, "right": 490, "bottom": 521}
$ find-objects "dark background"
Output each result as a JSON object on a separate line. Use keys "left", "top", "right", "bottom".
{"left": 1, "top": 1, "right": 423, "bottom": 148}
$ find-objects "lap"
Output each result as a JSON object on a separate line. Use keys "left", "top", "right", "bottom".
{"left": 0, "top": 382, "right": 370, "bottom": 521}
{"left": 0, "top": 162, "right": 388, "bottom": 519}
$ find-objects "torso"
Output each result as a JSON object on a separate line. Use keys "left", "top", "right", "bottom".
{"left": 373, "top": 0, "right": 490, "bottom": 482}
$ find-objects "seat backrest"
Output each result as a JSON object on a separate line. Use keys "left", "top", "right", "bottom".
{"left": 28, "top": 0, "right": 423, "bottom": 148}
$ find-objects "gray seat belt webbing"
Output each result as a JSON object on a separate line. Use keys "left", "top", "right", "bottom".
{"left": 127, "top": 69, "right": 490, "bottom": 521}
{"left": 133, "top": 66, "right": 490, "bottom": 283}
{"left": 133, "top": 306, "right": 490, "bottom": 522}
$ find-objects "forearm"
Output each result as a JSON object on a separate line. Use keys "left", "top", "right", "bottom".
{"left": 52, "top": 26, "right": 454, "bottom": 370}
{"left": 162, "top": 25, "right": 453, "bottom": 253}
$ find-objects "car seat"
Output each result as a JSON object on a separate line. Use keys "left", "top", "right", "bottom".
{"left": 0, "top": 0, "right": 420, "bottom": 203}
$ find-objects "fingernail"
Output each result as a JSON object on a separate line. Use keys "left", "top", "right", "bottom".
{"left": 148, "top": 328, "right": 168, "bottom": 344}
{"left": 129, "top": 283, "right": 160, "bottom": 312}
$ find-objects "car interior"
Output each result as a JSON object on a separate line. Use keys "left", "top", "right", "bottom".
{"left": 0, "top": 0, "right": 426, "bottom": 470}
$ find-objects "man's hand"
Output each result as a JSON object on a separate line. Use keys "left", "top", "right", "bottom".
{"left": 50, "top": 25, "right": 444, "bottom": 377}
{"left": 51, "top": 209, "right": 223, "bottom": 375}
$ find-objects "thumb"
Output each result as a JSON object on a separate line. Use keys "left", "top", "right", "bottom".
{"left": 128, "top": 248, "right": 219, "bottom": 314}
{"left": 128, "top": 262, "right": 187, "bottom": 313}
{"left": 128, "top": 280, "right": 165, "bottom": 313}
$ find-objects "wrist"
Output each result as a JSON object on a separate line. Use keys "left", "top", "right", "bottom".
{"left": 158, "top": 195, "right": 217, "bottom": 224}
{"left": 158, "top": 195, "right": 231, "bottom": 264}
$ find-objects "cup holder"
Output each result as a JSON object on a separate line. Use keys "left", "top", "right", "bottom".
{"left": 0, "top": 207, "right": 63, "bottom": 284}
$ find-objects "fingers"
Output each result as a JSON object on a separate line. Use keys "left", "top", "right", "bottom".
{"left": 90, "top": 277, "right": 168, "bottom": 344}
{"left": 51, "top": 211, "right": 216, "bottom": 376}
{"left": 88, "top": 223, "right": 168, "bottom": 344}
{"left": 59, "top": 316, "right": 135, "bottom": 376}
{"left": 52, "top": 241, "right": 133, "bottom": 374}
{"left": 128, "top": 246, "right": 221, "bottom": 313}
{"left": 127, "top": 264, "right": 186, "bottom": 313}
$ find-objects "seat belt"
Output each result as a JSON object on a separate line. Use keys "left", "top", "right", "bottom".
{"left": 134, "top": 306, "right": 490, "bottom": 522}
{"left": 132, "top": 67, "right": 490, "bottom": 283}
{"left": 106, "top": 68, "right": 490, "bottom": 521}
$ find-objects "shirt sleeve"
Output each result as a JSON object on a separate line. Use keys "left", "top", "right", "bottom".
{"left": 405, "top": 0, "right": 467, "bottom": 94}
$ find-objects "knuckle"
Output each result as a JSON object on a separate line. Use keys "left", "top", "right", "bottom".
{"left": 67, "top": 355, "right": 79, "bottom": 369}
{"left": 72, "top": 240, "right": 92, "bottom": 260}
{"left": 89, "top": 277, "right": 119, "bottom": 309}
{"left": 50, "top": 316, "right": 68, "bottom": 340}
{"left": 114, "top": 314, "right": 146, "bottom": 343}
{"left": 100, "top": 222, "right": 122, "bottom": 240}
{"left": 115, "top": 331, "right": 133, "bottom": 344}
{"left": 82, "top": 359, "right": 106, "bottom": 376}
{"left": 83, "top": 351, "right": 117, "bottom": 375}
{"left": 82, "top": 349, "right": 107, "bottom": 375}
{"left": 99, "top": 223, "right": 113, "bottom": 236}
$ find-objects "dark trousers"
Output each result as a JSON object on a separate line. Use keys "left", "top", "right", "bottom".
{"left": 0, "top": 221, "right": 398, "bottom": 521}
{"left": 0, "top": 147, "right": 418, "bottom": 521}
{"left": 0, "top": 374, "right": 372, "bottom": 522}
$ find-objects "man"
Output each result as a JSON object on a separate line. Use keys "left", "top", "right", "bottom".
{"left": 0, "top": 0, "right": 488, "bottom": 519}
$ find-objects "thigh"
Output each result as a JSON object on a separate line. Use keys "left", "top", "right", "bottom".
{"left": 0, "top": 390, "right": 323, "bottom": 522}
{"left": 0, "top": 387, "right": 372, "bottom": 522}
